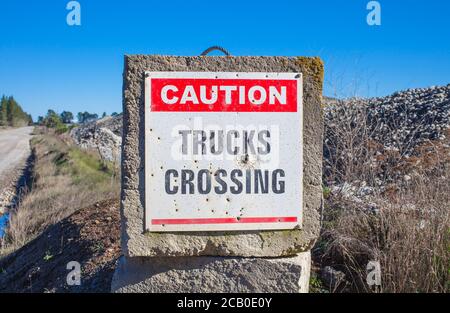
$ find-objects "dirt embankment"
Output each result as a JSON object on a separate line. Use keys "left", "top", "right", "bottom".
{"left": 0, "top": 199, "right": 121, "bottom": 293}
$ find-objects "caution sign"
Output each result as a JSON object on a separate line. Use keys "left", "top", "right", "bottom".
{"left": 145, "top": 72, "right": 303, "bottom": 232}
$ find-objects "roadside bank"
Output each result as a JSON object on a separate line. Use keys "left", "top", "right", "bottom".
{"left": 1, "top": 127, "right": 119, "bottom": 253}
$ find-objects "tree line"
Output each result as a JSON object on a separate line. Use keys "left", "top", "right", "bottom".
{"left": 0, "top": 95, "right": 33, "bottom": 127}
{"left": 1, "top": 94, "right": 120, "bottom": 131}
{"left": 37, "top": 110, "right": 119, "bottom": 125}
{"left": 37, "top": 110, "right": 119, "bottom": 133}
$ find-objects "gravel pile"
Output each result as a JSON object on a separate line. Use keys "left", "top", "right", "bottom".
{"left": 70, "top": 114, "right": 122, "bottom": 163}
{"left": 93, "top": 114, "right": 123, "bottom": 137}
{"left": 324, "top": 84, "right": 450, "bottom": 156}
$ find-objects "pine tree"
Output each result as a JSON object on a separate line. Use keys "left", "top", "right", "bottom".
{"left": 0, "top": 95, "right": 32, "bottom": 126}
{"left": 6, "top": 96, "right": 14, "bottom": 125}
{"left": 0, "top": 95, "right": 8, "bottom": 126}
{"left": 44, "top": 110, "right": 61, "bottom": 128}
{"left": 60, "top": 111, "right": 74, "bottom": 124}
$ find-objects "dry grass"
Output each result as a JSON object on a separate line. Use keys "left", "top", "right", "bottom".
{"left": 324, "top": 101, "right": 379, "bottom": 185}
{"left": 1, "top": 128, "right": 120, "bottom": 252}
{"left": 318, "top": 105, "right": 450, "bottom": 293}
{"left": 320, "top": 170, "right": 449, "bottom": 292}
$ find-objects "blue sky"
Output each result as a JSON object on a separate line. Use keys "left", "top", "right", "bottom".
{"left": 0, "top": 0, "right": 449, "bottom": 120}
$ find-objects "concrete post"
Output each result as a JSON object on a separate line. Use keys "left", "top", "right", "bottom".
{"left": 112, "top": 55, "right": 324, "bottom": 293}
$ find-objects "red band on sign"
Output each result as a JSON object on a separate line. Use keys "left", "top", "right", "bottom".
{"left": 150, "top": 78, "right": 297, "bottom": 112}
{"left": 151, "top": 217, "right": 298, "bottom": 225}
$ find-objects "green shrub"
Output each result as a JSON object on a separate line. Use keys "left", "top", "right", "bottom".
{"left": 55, "top": 124, "right": 68, "bottom": 134}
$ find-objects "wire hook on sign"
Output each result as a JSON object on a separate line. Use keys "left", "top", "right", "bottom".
{"left": 200, "top": 46, "right": 231, "bottom": 56}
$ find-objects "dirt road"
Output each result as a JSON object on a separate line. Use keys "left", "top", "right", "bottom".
{"left": 0, "top": 127, "right": 33, "bottom": 180}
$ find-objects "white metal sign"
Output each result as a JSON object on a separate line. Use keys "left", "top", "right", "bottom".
{"left": 145, "top": 72, "right": 303, "bottom": 232}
